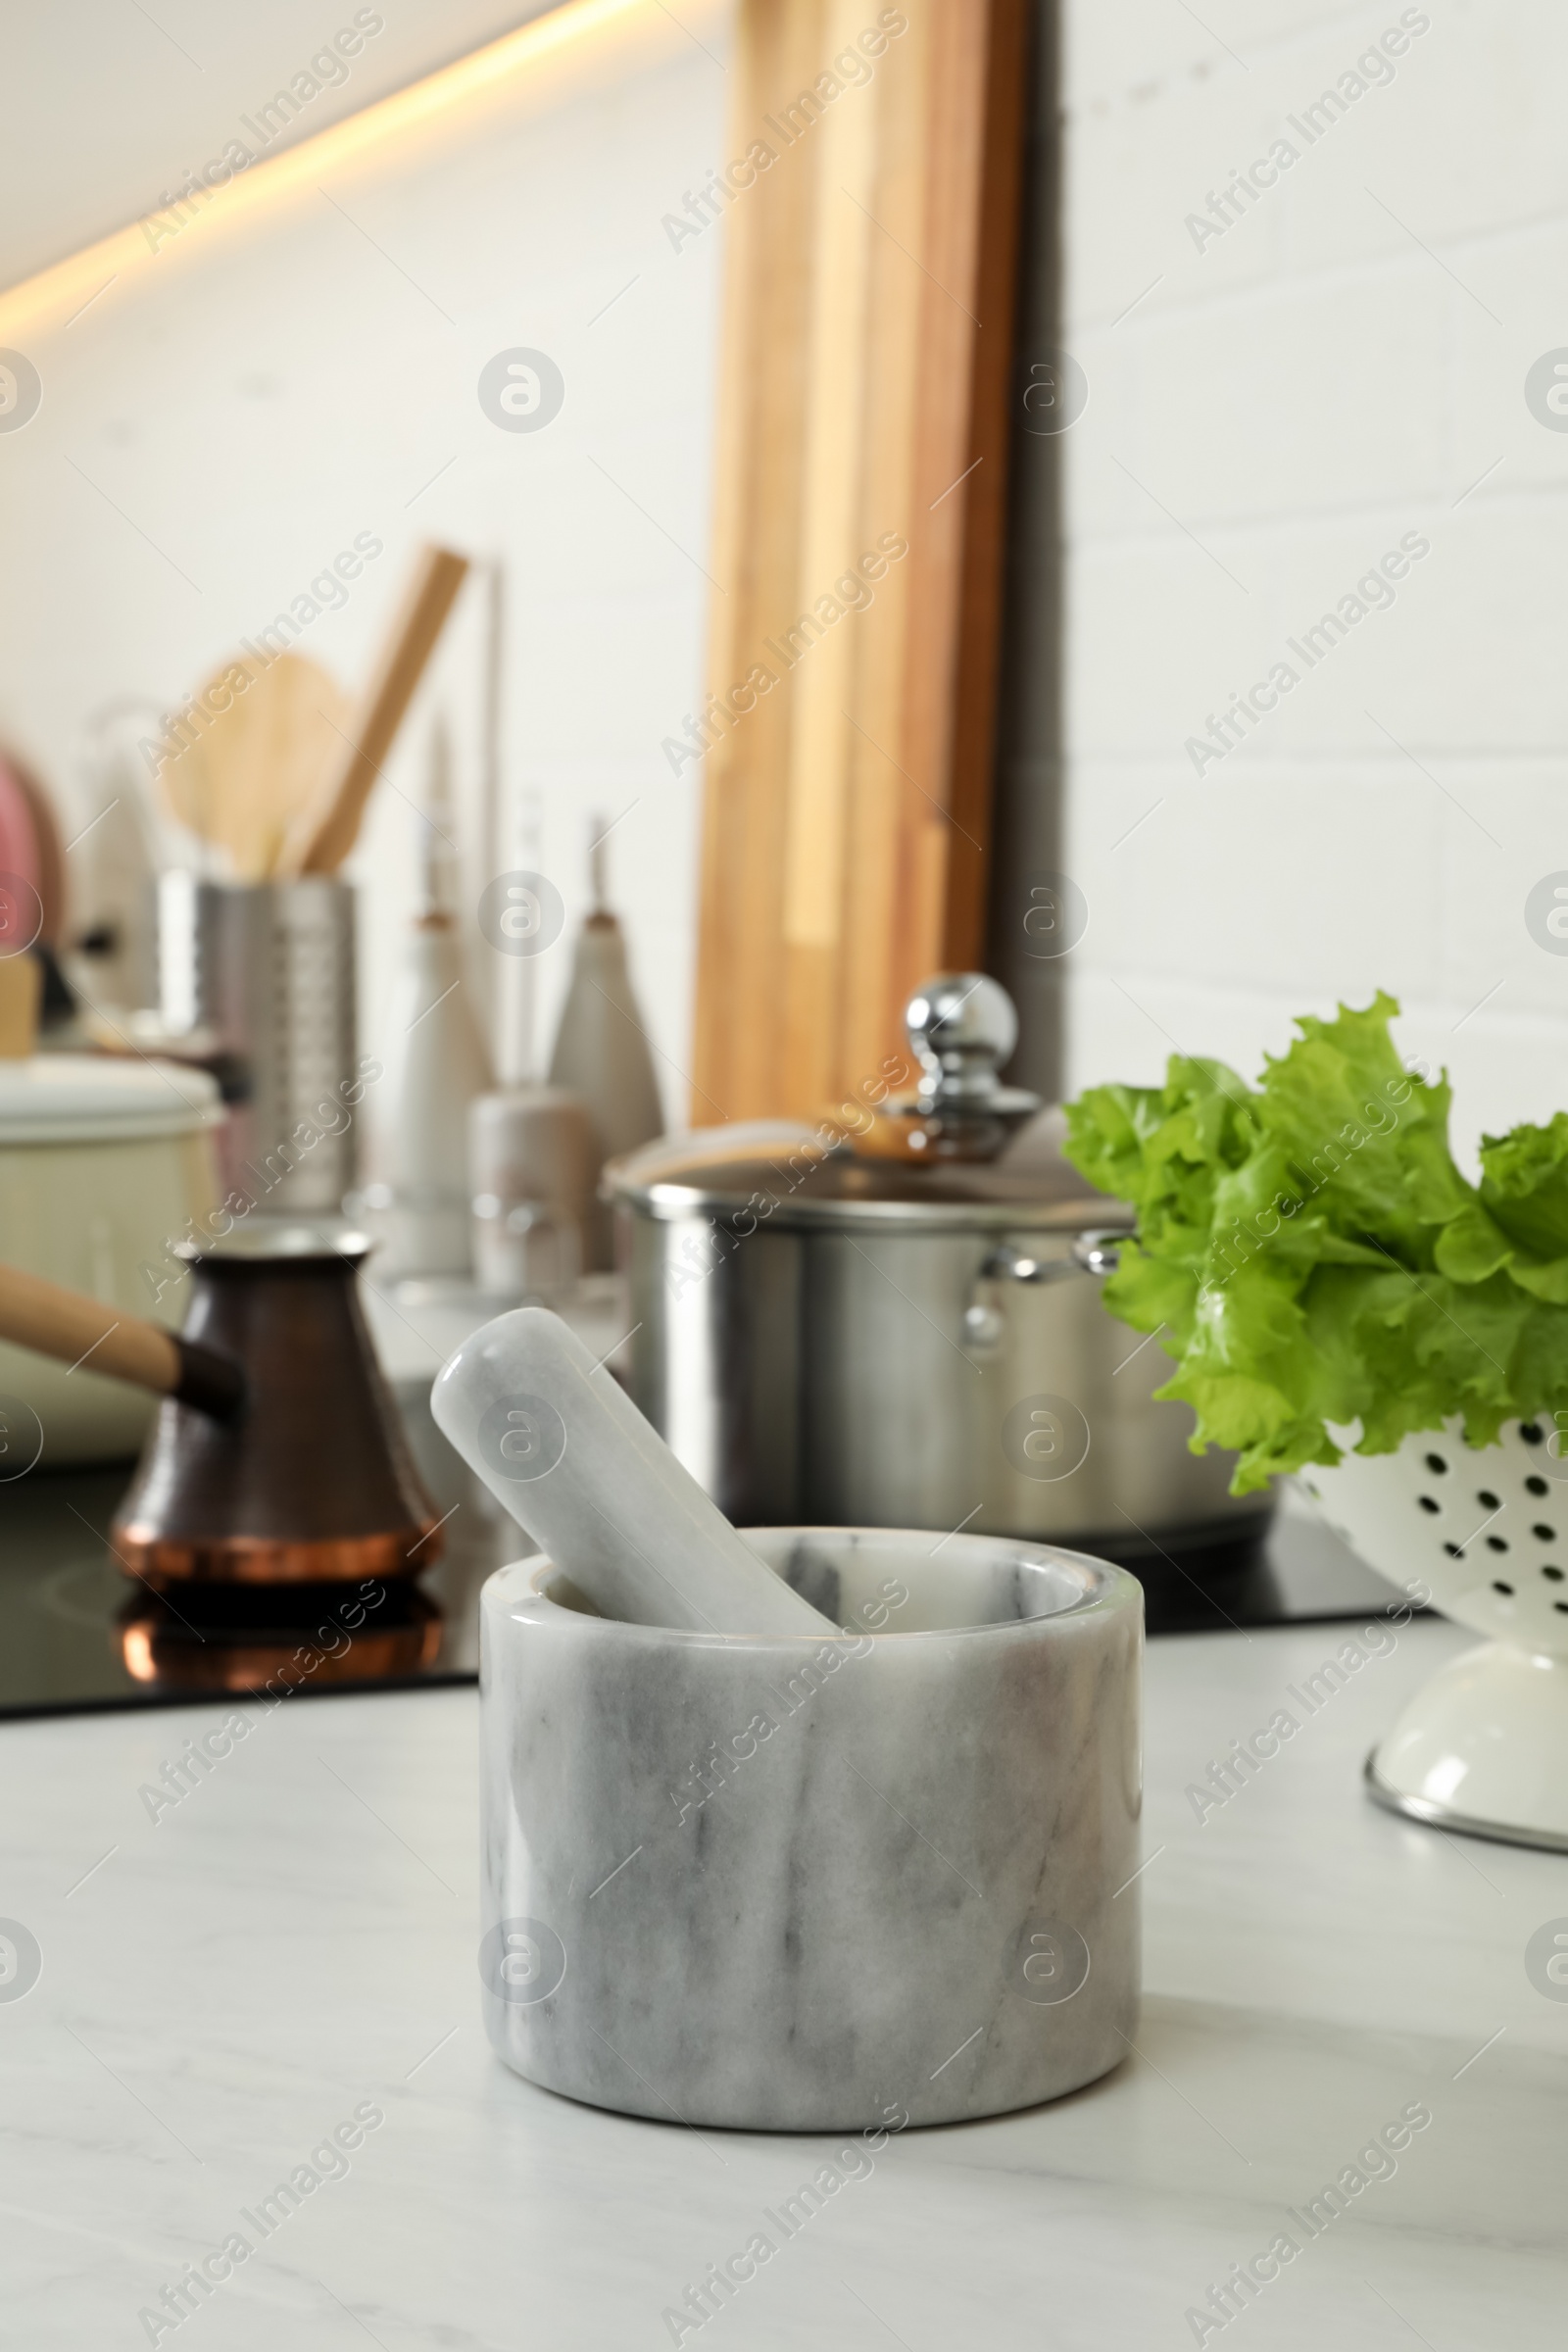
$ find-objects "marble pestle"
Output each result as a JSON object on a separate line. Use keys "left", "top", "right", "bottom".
{"left": 432, "top": 1306, "right": 830, "bottom": 1635}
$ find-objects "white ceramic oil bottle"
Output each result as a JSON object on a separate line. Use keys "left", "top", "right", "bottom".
{"left": 545, "top": 819, "right": 662, "bottom": 1268}
{"left": 376, "top": 715, "right": 492, "bottom": 1278}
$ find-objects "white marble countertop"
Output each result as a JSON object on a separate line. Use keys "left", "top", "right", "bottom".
{"left": 4, "top": 1611, "right": 1567, "bottom": 2349}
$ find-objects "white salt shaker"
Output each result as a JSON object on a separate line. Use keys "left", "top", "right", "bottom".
{"left": 469, "top": 1087, "right": 595, "bottom": 1300}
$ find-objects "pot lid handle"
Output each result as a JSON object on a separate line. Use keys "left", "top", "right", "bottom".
{"left": 905, "top": 973, "right": 1041, "bottom": 1118}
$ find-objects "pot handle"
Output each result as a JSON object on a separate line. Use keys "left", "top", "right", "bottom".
{"left": 963, "top": 1230, "right": 1123, "bottom": 1353}
{"left": 0, "top": 1262, "right": 245, "bottom": 1420}
{"left": 978, "top": 1232, "right": 1122, "bottom": 1285}
{"left": 1072, "top": 1230, "right": 1123, "bottom": 1278}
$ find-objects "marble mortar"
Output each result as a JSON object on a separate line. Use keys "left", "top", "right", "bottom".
{"left": 479, "top": 1525, "right": 1143, "bottom": 2131}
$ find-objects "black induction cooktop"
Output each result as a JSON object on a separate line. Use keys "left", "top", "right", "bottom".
{"left": 0, "top": 1383, "right": 1403, "bottom": 1720}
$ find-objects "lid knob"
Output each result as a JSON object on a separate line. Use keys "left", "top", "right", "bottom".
{"left": 905, "top": 973, "right": 1018, "bottom": 1111}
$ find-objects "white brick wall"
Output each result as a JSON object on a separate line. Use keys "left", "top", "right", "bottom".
{"left": 1059, "top": 0, "right": 1568, "bottom": 1169}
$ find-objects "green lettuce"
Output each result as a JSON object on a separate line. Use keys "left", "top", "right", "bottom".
{"left": 1063, "top": 995, "right": 1568, "bottom": 1493}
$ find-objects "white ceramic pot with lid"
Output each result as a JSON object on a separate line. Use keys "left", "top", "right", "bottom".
{"left": 0, "top": 1054, "right": 220, "bottom": 1464}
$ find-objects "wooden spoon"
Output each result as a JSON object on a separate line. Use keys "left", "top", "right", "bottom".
{"left": 160, "top": 651, "right": 350, "bottom": 882}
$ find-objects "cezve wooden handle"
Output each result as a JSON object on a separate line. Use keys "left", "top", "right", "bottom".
{"left": 277, "top": 543, "right": 470, "bottom": 876}
{"left": 0, "top": 1264, "right": 244, "bottom": 1418}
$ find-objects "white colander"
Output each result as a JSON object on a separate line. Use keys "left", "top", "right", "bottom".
{"left": 1303, "top": 1416, "right": 1568, "bottom": 1851}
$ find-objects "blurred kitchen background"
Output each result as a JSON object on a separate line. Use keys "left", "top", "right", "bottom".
{"left": 0, "top": 0, "right": 1559, "bottom": 1703}
{"left": 2, "top": 2, "right": 1559, "bottom": 1171}
{"left": 0, "top": 0, "right": 717, "bottom": 1102}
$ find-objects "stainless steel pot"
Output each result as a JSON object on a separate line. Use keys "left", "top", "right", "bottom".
{"left": 608, "top": 978, "right": 1271, "bottom": 1566}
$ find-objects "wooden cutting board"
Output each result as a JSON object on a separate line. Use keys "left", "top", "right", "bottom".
{"left": 688, "top": 0, "right": 1027, "bottom": 1125}
{"left": 160, "top": 651, "right": 350, "bottom": 881}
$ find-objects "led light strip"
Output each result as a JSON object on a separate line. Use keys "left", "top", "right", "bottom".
{"left": 0, "top": 0, "right": 653, "bottom": 341}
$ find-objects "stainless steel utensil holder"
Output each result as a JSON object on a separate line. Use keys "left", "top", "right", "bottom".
{"left": 159, "top": 874, "right": 358, "bottom": 1217}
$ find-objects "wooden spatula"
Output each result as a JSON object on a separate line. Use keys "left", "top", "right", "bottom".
{"left": 276, "top": 545, "right": 469, "bottom": 877}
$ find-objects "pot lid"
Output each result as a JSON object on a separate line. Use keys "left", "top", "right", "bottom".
{"left": 608, "top": 977, "right": 1134, "bottom": 1231}
{"left": 0, "top": 1053, "right": 221, "bottom": 1144}
{"left": 606, "top": 1109, "right": 1133, "bottom": 1233}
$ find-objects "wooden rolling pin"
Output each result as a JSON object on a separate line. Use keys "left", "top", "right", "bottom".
{"left": 276, "top": 543, "right": 469, "bottom": 877}
{"left": 0, "top": 1264, "right": 245, "bottom": 1418}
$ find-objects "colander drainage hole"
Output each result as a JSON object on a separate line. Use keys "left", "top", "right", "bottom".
{"left": 1557, "top": 1602, "right": 1568, "bottom": 1615}
{"left": 1527, "top": 1475, "right": 1549, "bottom": 1496}
{"left": 1477, "top": 1490, "right": 1501, "bottom": 1508}
{"left": 1417, "top": 1495, "right": 1440, "bottom": 1515}
{"left": 1486, "top": 1536, "right": 1509, "bottom": 1552}
{"left": 1521, "top": 1422, "right": 1544, "bottom": 1445}
{"left": 1424, "top": 1452, "right": 1448, "bottom": 1475}
{"left": 1544, "top": 1567, "right": 1565, "bottom": 1584}
{"left": 1534, "top": 1524, "right": 1557, "bottom": 1541}
{"left": 1492, "top": 1581, "right": 1515, "bottom": 1595}
{"left": 1443, "top": 1543, "right": 1464, "bottom": 1557}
